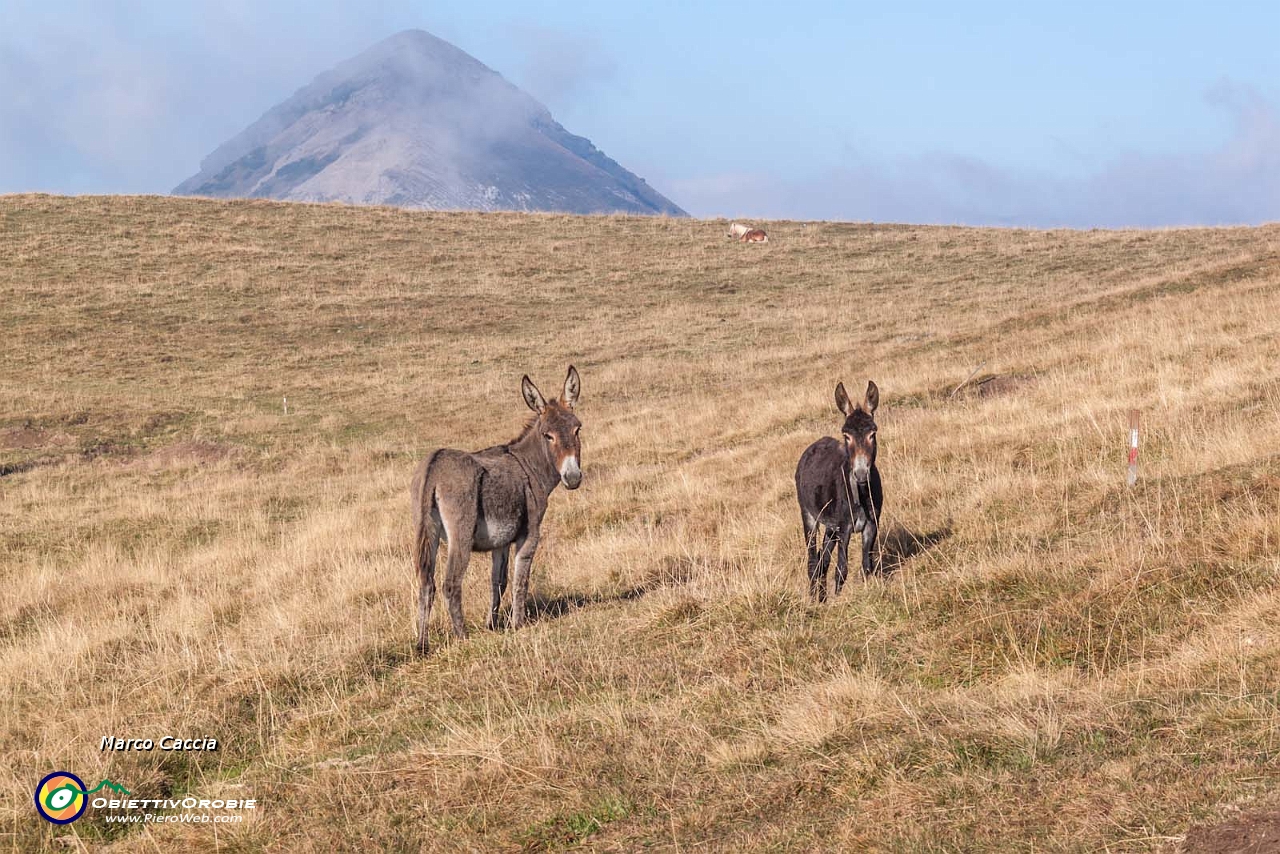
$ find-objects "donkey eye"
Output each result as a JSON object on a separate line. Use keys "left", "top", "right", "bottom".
{"left": 868, "top": 431, "right": 876, "bottom": 442}
{"left": 544, "top": 433, "right": 554, "bottom": 443}
{"left": 574, "top": 426, "right": 581, "bottom": 436}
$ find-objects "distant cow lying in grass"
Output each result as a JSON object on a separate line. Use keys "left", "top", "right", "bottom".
{"left": 727, "top": 223, "right": 769, "bottom": 243}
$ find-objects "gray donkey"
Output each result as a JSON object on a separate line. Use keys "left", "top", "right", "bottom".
{"left": 410, "top": 367, "right": 582, "bottom": 654}
{"left": 794, "top": 380, "right": 883, "bottom": 599}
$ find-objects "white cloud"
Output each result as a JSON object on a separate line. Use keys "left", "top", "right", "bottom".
{"left": 672, "top": 83, "right": 1280, "bottom": 227}
{"left": 501, "top": 24, "right": 618, "bottom": 112}
{"left": 0, "top": 2, "right": 417, "bottom": 193}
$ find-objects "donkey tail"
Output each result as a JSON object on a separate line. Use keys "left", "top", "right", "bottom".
{"left": 413, "top": 450, "right": 442, "bottom": 565}
{"left": 413, "top": 451, "right": 443, "bottom": 655}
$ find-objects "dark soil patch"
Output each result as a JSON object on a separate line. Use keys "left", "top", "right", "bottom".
{"left": 80, "top": 439, "right": 134, "bottom": 461}
{"left": 1180, "top": 809, "right": 1280, "bottom": 853}
{"left": 941, "top": 372, "right": 1035, "bottom": 400}
{"left": 0, "top": 459, "right": 41, "bottom": 477}
{"left": 134, "top": 440, "right": 236, "bottom": 469}
{"left": 970, "top": 374, "right": 1031, "bottom": 398}
{"left": 1, "top": 426, "right": 73, "bottom": 450}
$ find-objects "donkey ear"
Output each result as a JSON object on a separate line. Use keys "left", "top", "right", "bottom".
{"left": 834, "top": 382, "right": 854, "bottom": 417}
{"left": 563, "top": 365, "right": 581, "bottom": 409}
{"left": 864, "top": 380, "right": 880, "bottom": 414}
{"left": 522, "top": 375, "right": 547, "bottom": 413}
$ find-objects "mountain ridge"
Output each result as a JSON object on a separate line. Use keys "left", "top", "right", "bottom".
{"left": 173, "top": 30, "right": 685, "bottom": 216}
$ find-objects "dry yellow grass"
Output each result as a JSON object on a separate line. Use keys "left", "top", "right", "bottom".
{"left": 2, "top": 193, "right": 1280, "bottom": 851}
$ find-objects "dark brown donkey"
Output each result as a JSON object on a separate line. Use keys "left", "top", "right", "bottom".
{"left": 409, "top": 367, "right": 582, "bottom": 654}
{"left": 794, "top": 380, "right": 883, "bottom": 600}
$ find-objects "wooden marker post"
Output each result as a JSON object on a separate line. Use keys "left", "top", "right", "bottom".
{"left": 1126, "top": 410, "right": 1140, "bottom": 487}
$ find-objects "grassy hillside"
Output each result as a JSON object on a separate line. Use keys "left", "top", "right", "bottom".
{"left": 3, "top": 194, "right": 1280, "bottom": 851}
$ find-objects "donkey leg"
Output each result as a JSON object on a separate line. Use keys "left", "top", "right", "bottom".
{"left": 801, "top": 510, "right": 824, "bottom": 601}
{"left": 815, "top": 528, "right": 837, "bottom": 603}
{"left": 488, "top": 546, "right": 510, "bottom": 631}
{"left": 861, "top": 516, "right": 879, "bottom": 577}
{"left": 833, "top": 527, "right": 851, "bottom": 595}
{"left": 439, "top": 500, "right": 477, "bottom": 640}
{"left": 414, "top": 519, "right": 440, "bottom": 656}
{"left": 510, "top": 534, "right": 540, "bottom": 630}
{"left": 443, "top": 541, "right": 473, "bottom": 639}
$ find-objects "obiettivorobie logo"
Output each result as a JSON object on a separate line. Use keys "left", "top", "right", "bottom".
{"left": 34, "top": 771, "right": 257, "bottom": 825}
{"left": 34, "top": 772, "right": 130, "bottom": 824}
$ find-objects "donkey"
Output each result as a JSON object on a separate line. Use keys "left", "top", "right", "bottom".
{"left": 794, "top": 380, "right": 883, "bottom": 600}
{"left": 409, "top": 367, "right": 582, "bottom": 654}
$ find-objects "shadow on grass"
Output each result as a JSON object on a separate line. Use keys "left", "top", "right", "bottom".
{"left": 523, "top": 552, "right": 705, "bottom": 624}
{"left": 0, "top": 459, "right": 41, "bottom": 477}
{"left": 879, "top": 524, "right": 953, "bottom": 576}
{"left": 406, "top": 554, "right": 702, "bottom": 653}
{"left": 526, "top": 584, "right": 649, "bottom": 624}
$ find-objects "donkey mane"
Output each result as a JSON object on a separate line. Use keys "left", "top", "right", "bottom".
{"left": 842, "top": 408, "right": 875, "bottom": 434}
{"left": 507, "top": 399, "right": 572, "bottom": 445}
{"left": 508, "top": 416, "right": 540, "bottom": 445}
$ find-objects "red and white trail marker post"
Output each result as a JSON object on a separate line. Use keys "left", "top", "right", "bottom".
{"left": 1126, "top": 409, "right": 1140, "bottom": 487}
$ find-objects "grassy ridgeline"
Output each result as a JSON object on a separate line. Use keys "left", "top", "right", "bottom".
{"left": 3, "top": 194, "right": 1280, "bottom": 850}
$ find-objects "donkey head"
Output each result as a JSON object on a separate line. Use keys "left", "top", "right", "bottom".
{"left": 835, "top": 380, "right": 879, "bottom": 485}
{"left": 522, "top": 366, "right": 583, "bottom": 489}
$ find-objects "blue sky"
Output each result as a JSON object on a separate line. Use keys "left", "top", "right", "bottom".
{"left": 1, "top": 1, "right": 1277, "bottom": 226}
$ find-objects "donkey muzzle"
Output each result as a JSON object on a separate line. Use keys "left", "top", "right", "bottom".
{"left": 560, "top": 457, "right": 582, "bottom": 490}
